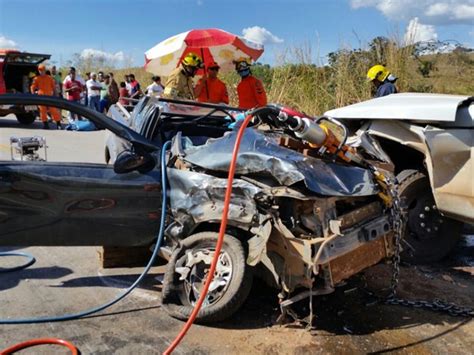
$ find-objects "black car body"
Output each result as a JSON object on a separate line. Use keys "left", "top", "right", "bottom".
{"left": 0, "top": 94, "right": 397, "bottom": 323}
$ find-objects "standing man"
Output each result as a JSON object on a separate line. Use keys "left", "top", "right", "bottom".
{"left": 146, "top": 76, "right": 164, "bottom": 97}
{"left": 162, "top": 52, "right": 203, "bottom": 100}
{"left": 63, "top": 67, "right": 86, "bottom": 103}
{"left": 99, "top": 74, "right": 111, "bottom": 113}
{"left": 367, "top": 64, "right": 398, "bottom": 98}
{"left": 108, "top": 72, "right": 120, "bottom": 105}
{"left": 51, "top": 65, "right": 62, "bottom": 97}
{"left": 119, "top": 81, "right": 130, "bottom": 105}
{"left": 63, "top": 69, "right": 83, "bottom": 123}
{"left": 234, "top": 58, "right": 267, "bottom": 109}
{"left": 86, "top": 72, "right": 102, "bottom": 111}
{"left": 194, "top": 61, "right": 229, "bottom": 104}
{"left": 128, "top": 74, "right": 142, "bottom": 102}
{"left": 30, "top": 64, "right": 62, "bottom": 129}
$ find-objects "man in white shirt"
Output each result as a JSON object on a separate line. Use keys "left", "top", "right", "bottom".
{"left": 146, "top": 76, "right": 164, "bottom": 97}
{"left": 86, "top": 73, "right": 102, "bottom": 111}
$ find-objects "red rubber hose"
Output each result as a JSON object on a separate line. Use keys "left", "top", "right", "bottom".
{"left": 164, "top": 113, "right": 254, "bottom": 354}
{"left": 1, "top": 338, "right": 78, "bottom": 354}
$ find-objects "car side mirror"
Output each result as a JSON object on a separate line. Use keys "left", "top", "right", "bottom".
{"left": 114, "top": 149, "right": 156, "bottom": 174}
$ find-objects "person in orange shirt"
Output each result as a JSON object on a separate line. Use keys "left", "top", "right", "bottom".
{"left": 30, "top": 64, "right": 62, "bottom": 129}
{"left": 194, "top": 61, "right": 229, "bottom": 104}
{"left": 234, "top": 58, "right": 267, "bottom": 109}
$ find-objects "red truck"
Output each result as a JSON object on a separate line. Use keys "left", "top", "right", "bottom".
{"left": 0, "top": 49, "right": 51, "bottom": 124}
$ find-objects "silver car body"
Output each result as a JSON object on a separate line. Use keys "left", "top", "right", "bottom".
{"left": 325, "top": 93, "right": 474, "bottom": 223}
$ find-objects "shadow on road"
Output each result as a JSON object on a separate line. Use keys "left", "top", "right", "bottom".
{"left": 55, "top": 273, "right": 162, "bottom": 293}
{"left": 0, "top": 266, "right": 73, "bottom": 291}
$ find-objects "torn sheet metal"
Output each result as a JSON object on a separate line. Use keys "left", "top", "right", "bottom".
{"left": 167, "top": 168, "right": 262, "bottom": 229}
{"left": 365, "top": 119, "right": 474, "bottom": 223}
{"left": 349, "top": 124, "right": 393, "bottom": 164}
{"left": 181, "top": 129, "right": 379, "bottom": 197}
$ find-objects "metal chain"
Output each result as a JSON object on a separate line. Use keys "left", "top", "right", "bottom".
{"left": 380, "top": 172, "right": 474, "bottom": 318}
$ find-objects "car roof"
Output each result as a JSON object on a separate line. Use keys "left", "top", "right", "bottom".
{"left": 324, "top": 93, "right": 474, "bottom": 126}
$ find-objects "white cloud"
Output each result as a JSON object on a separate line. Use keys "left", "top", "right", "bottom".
{"left": 425, "top": 3, "right": 450, "bottom": 16}
{"left": 350, "top": 0, "right": 474, "bottom": 25}
{"left": 80, "top": 49, "right": 126, "bottom": 63}
{"left": 0, "top": 35, "right": 18, "bottom": 48}
{"left": 242, "top": 26, "right": 284, "bottom": 45}
{"left": 405, "top": 17, "right": 438, "bottom": 43}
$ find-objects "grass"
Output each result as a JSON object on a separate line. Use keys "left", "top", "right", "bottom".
{"left": 71, "top": 41, "right": 474, "bottom": 117}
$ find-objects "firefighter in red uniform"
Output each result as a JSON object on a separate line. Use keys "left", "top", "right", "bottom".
{"left": 234, "top": 58, "right": 267, "bottom": 109}
{"left": 195, "top": 61, "right": 229, "bottom": 104}
{"left": 30, "top": 64, "right": 62, "bottom": 129}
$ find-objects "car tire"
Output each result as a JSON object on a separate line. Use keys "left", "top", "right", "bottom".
{"left": 16, "top": 112, "right": 36, "bottom": 125}
{"left": 397, "top": 169, "right": 463, "bottom": 264}
{"left": 161, "top": 232, "right": 253, "bottom": 323}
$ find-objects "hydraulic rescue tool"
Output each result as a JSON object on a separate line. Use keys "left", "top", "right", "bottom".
{"left": 265, "top": 104, "right": 364, "bottom": 165}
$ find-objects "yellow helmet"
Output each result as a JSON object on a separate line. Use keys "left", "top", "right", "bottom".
{"left": 182, "top": 52, "right": 203, "bottom": 68}
{"left": 367, "top": 64, "right": 389, "bottom": 82}
{"left": 233, "top": 57, "right": 252, "bottom": 71}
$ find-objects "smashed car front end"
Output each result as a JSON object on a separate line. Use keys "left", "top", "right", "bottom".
{"left": 162, "top": 125, "right": 396, "bottom": 316}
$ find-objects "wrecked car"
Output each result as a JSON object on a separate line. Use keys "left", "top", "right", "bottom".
{"left": 325, "top": 93, "right": 474, "bottom": 263}
{"left": 0, "top": 94, "right": 399, "bottom": 323}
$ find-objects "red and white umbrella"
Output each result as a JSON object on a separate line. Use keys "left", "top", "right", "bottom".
{"left": 144, "top": 28, "right": 264, "bottom": 76}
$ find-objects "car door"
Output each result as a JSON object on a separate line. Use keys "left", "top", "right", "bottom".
{"left": 0, "top": 94, "right": 163, "bottom": 246}
{"left": 423, "top": 102, "right": 474, "bottom": 223}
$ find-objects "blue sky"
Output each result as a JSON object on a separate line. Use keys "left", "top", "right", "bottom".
{"left": 0, "top": 0, "right": 473, "bottom": 68}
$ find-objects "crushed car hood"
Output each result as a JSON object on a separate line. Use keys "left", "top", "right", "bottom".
{"left": 325, "top": 93, "right": 474, "bottom": 127}
{"left": 181, "top": 128, "right": 379, "bottom": 197}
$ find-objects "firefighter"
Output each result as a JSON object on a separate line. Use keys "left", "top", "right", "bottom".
{"left": 234, "top": 57, "right": 267, "bottom": 109}
{"left": 162, "top": 52, "right": 203, "bottom": 100}
{"left": 194, "top": 61, "right": 229, "bottom": 104}
{"left": 367, "top": 64, "right": 398, "bottom": 98}
{"left": 30, "top": 64, "right": 62, "bottom": 129}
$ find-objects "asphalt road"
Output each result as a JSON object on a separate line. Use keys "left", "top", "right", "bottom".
{"left": 1, "top": 116, "right": 473, "bottom": 354}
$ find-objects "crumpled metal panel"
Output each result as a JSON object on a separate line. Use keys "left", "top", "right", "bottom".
{"left": 181, "top": 129, "right": 379, "bottom": 196}
{"left": 167, "top": 168, "right": 262, "bottom": 226}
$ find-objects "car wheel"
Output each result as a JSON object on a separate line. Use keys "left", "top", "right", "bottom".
{"left": 16, "top": 112, "right": 36, "bottom": 125}
{"left": 397, "top": 169, "right": 462, "bottom": 263}
{"left": 161, "top": 232, "right": 253, "bottom": 323}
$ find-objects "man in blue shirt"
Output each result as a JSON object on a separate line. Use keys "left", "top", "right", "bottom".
{"left": 367, "top": 64, "right": 398, "bottom": 98}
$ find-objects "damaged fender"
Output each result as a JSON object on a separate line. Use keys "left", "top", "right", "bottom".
{"left": 166, "top": 168, "right": 264, "bottom": 239}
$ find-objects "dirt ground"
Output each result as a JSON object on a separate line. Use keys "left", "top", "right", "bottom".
{"left": 1, "top": 117, "right": 473, "bottom": 353}
{"left": 1, "top": 236, "right": 473, "bottom": 354}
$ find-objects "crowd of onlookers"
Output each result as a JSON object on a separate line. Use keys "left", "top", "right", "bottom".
{"left": 61, "top": 67, "right": 149, "bottom": 122}
{"left": 29, "top": 60, "right": 178, "bottom": 130}
{"left": 30, "top": 55, "right": 271, "bottom": 129}
{"left": 30, "top": 64, "right": 158, "bottom": 129}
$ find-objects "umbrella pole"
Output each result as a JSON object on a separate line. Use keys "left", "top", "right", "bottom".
{"left": 200, "top": 48, "right": 210, "bottom": 100}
